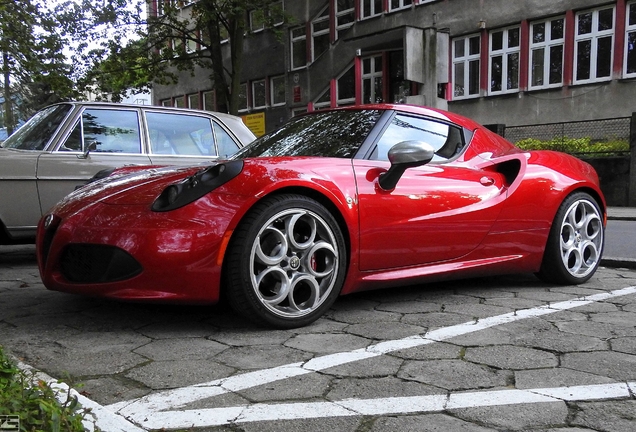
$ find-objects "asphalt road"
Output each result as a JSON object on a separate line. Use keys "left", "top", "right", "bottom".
{"left": 1, "top": 244, "right": 636, "bottom": 431}
{"left": 605, "top": 220, "right": 636, "bottom": 260}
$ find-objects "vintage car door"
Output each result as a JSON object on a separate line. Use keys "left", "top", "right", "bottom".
{"left": 353, "top": 113, "right": 508, "bottom": 271}
{"left": 36, "top": 107, "right": 152, "bottom": 216}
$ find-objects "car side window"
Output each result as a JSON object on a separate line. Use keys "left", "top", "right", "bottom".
{"left": 214, "top": 122, "right": 240, "bottom": 158}
{"left": 146, "top": 112, "right": 217, "bottom": 157}
{"left": 59, "top": 109, "right": 142, "bottom": 154}
{"left": 370, "top": 114, "right": 464, "bottom": 162}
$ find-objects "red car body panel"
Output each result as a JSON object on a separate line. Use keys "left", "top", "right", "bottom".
{"left": 36, "top": 104, "right": 606, "bottom": 305}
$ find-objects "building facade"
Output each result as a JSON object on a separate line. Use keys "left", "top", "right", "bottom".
{"left": 151, "top": 0, "right": 636, "bottom": 136}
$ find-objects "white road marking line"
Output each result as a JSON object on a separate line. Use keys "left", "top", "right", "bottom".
{"left": 109, "top": 285, "right": 636, "bottom": 421}
{"left": 119, "top": 382, "right": 636, "bottom": 429}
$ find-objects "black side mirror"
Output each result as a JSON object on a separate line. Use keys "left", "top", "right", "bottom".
{"left": 378, "top": 140, "right": 435, "bottom": 190}
{"left": 78, "top": 139, "right": 97, "bottom": 159}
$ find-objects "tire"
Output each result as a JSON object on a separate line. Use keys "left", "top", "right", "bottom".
{"left": 224, "top": 194, "right": 347, "bottom": 328}
{"left": 537, "top": 192, "right": 604, "bottom": 285}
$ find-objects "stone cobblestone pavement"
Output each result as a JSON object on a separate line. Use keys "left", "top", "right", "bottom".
{"left": 1, "top": 243, "right": 636, "bottom": 431}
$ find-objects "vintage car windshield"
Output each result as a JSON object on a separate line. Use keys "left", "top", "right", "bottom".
{"left": 1, "top": 104, "right": 72, "bottom": 150}
{"left": 232, "top": 109, "right": 381, "bottom": 159}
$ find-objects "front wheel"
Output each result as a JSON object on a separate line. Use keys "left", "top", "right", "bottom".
{"left": 224, "top": 194, "right": 347, "bottom": 328}
{"left": 537, "top": 192, "right": 604, "bottom": 285}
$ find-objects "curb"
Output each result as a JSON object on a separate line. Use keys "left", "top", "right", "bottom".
{"left": 601, "top": 257, "right": 636, "bottom": 270}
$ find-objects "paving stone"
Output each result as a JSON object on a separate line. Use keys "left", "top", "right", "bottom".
{"left": 391, "top": 341, "right": 463, "bottom": 361}
{"left": 451, "top": 401, "right": 569, "bottom": 430}
{"left": 575, "top": 301, "right": 622, "bottom": 313}
{"left": 570, "top": 400, "right": 636, "bottom": 432}
{"left": 345, "top": 322, "right": 426, "bottom": 340}
{"left": 443, "top": 302, "right": 513, "bottom": 318}
{"left": 284, "top": 333, "right": 370, "bottom": 354}
{"left": 610, "top": 336, "right": 636, "bottom": 355}
{"left": 370, "top": 413, "right": 497, "bottom": 431}
{"left": 512, "top": 328, "right": 608, "bottom": 353}
{"left": 79, "top": 376, "right": 150, "bottom": 406}
{"left": 237, "top": 372, "right": 333, "bottom": 402}
{"left": 136, "top": 320, "right": 221, "bottom": 339}
{"left": 239, "top": 417, "right": 362, "bottom": 432}
{"left": 517, "top": 289, "right": 581, "bottom": 302}
{"left": 444, "top": 327, "right": 514, "bottom": 346}
{"left": 398, "top": 359, "right": 512, "bottom": 391}
{"left": 133, "top": 337, "right": 228, "bottom": 361}
{"left": 556, "top": 320, "right": 636, "bottom": 338}
{"left": 125, "top": 359, "right": 235, "bottom": 389}
{"left": 562, "top": 351, "right": 636, "bottom": 380}
{"left": 323, "top": 353, "right": 403, "bottom": 378}
{"left": 484, "top": 297, "right": 546, "bottom": 309}
{"left": 375, "top": 300, "right": 441, "bottom": 314}
{"left": 514, "top": 368, "right": 617, "bottom": 389}
{"left": 214, "top": 345, "right": 311, "bottom": 369}
{"left": 326, "top": 376, "right": 440, "bottom": 400}
{"left": 291, "top": 318, "right": 349, "bottom": 334}
{"left": 207, "top": 329, "right": 294, "bottom": 346}
{"left": 326, "top": 308, "right": 402, "bottom": 324}
{"left": 464, "top": 345, "right": 559, "bottom": 370}
{"left": 401, "top": 312, "right": 474, "bottom": 329}
{"left": 589, "top": 310, "right": 636, "bottom": 327}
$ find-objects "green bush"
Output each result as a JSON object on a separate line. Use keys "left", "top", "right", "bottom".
{"left": 515, "top": 136, "right": 629, "bottom": 156}
{"left": 0, "top": 346, "right": 89, "bottom": 432}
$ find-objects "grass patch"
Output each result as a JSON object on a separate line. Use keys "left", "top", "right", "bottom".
{"left": 0, "top": 345, "right": 91, "bottom": 431}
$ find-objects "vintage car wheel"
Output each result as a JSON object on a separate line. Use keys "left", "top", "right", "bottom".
{"left": 225, "top": 194, "right": 347, "bottom": 328}
{"left": 537, "top": 192, "right": 604, "bottom": 285}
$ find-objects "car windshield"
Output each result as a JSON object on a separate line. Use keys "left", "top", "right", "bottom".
{"left": 232, "top": 109, "right": 381, "bottom": 159}
{"left": 1, "top": 104, "right": 72, "bottom": 150}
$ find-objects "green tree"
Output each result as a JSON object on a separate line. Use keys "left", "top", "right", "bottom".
{"left": 76, "top": 0, "right": 287, "bottom": 115}
{"left": 0, "top": 0, "right": 79, "bottom": 133}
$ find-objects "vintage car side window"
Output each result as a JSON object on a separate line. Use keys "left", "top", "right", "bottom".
{"left": 370, "top": 114, "right": 465, "bottom": 162}
{"left": 82, "top": 109, "right": 141, "bottom": 153}
{"left": 214, "top": 122, "right": 240, "bottom": 158}
{"left": 146, "top": 112, "right": 217, "bottom": 156}
{"left": 58, "top": 120, "right": 82, "bottom": 151}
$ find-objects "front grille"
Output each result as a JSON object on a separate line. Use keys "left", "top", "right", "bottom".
{"left": 60, "top": 244, "right": 142, "bottom": 283}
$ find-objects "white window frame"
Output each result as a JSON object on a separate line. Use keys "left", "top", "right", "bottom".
{"left": 528, "top": 17, "right": 565, "bottom": 90}
{"left": 335, "top": 0, "right": 355, "bottom": 38}
{"left": 452, "top": 34, "right": 481, "bottom": 100}
{"left": 237, "top": 83, "right": 248, "bottom": 113}
{"left": 249, "top": 9, "right": 265, "bottom": 33}
{"left": 185, "top": 31, "right": 197, "bottom": 53}
{"left": 362, "top": 54, "right": 384, "bottom": 104}
{"left": 312, "top": 7, "right": 330, "bottom": 61}
{"left": 574, "top": 6, "right": 615, "bottom": 85}
{"left": 337, "top": 65, "right": 356, "bottom": 106}
{"left": 252, "top": 79, "right": 267, "bottom": 109}
{"left": 488, "top": 26, "right": 521, "bottom": 95}
{"left": 388, "top": 0, "right": 412, "bottom": 12}
{"left": 203, "top": 90, "right": 215, "bottom": 111}
{"left": 270, "top": 75, "right": 286, "bottom": 106}
{"left": 624, "top": 1, "right": 636, "bottom": 78}
{"left": 313, "top": 87, "right": 331, "bottom": 110}
{"left": 361, "top": 0, "right": 383, "bottom": 19}
{"left": 187, "top": 93, "right": 199, "bottom": 109}
{"left": 290, "top": 26, "right": 307, "bottom": 70}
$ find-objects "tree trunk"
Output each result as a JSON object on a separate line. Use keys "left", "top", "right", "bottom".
{"left": 3, "top": 51, "right": 14, "bottom": 135}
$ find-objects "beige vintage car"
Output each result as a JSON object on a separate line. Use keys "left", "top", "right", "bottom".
{"left": 0, "top": 102, "right": 255, "bottom": 243}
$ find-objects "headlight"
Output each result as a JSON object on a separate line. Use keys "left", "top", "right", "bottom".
{"left": 151, "top": 160, "right": 244, "bottom": 212}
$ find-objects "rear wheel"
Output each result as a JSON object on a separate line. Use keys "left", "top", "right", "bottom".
{"left": 224, "top": 194, "right": 347, "bottom": 328}
{"left": 537, "top": 192, "right": 604, "bottom": 284}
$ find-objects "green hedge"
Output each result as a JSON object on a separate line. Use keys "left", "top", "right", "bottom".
{"left": 515, "top": 136, "right": 629, "bottom": 156}
{"left": 0, "top": 346, "right": 89, "bottom": 432}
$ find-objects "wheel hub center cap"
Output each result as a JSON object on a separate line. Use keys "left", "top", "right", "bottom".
{"left": 289, "top": 256, "right": 301, "bottom": 270}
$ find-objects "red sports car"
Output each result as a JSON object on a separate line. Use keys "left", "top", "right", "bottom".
{"left": 36, "top": 104, "right": 606, "bottom": 328}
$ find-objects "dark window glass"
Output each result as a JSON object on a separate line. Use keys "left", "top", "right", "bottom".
{"left": 596, "top": 36, "right": 612, "bottom": 77}
{"left": 549, "top": 45, "right": 564, "bottom": 84}
{"left": 338, "top": 66, "right": 355, "bottom": 101}
{"left": 469, "top": 36, "right": 480, "bottom": 55}
{"left": 233, "top": 110, "right": 381, "bottom": 159}
{"left": 627, "top": 32, "right": 636, "bottom": 74}
{"left": 508, "top": 28, "right": 520, "bottom": 47}
{"left": 507, "top": 52, "right": 519, "bottom": 89}
{"left": 578, "top": 12, "right": 592, "bottom": 34}
{"left": 552, "top": 18, "right": 564, "bottom": 39}
{"left": 454, "top": 39, "right": 464, "bottom": 58}
{"left": 491, "top": 56, "right": 502, "bottom": 91}
{"left": 598, "top": 8, "right": 613, "bottom": 31}
{"left": 468, "top": 60, "right": 480, "bottom": 94}
{"left": 630, "top": 4, "right": 636, "bottom": 26}
{"left": 533, "top": 23, "right": 545, "bottom": 43}
{"left": 492, "top": 31, "right": 503, "bottom": 51}
{"left": 531, "top": 48, "right": 545, "bottom": 86}
{"left": 576, "top": 40, "right": 592, "bottom": 80}
{"left": 2, "top": 104, "right": 72, "bottom": 150}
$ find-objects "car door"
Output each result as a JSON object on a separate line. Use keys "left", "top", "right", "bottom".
{"left": 36, "top": 107, "right": 152, "bottom": 215}
{"left": 353, "top": 113, "right": 507, "bottom": 271}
